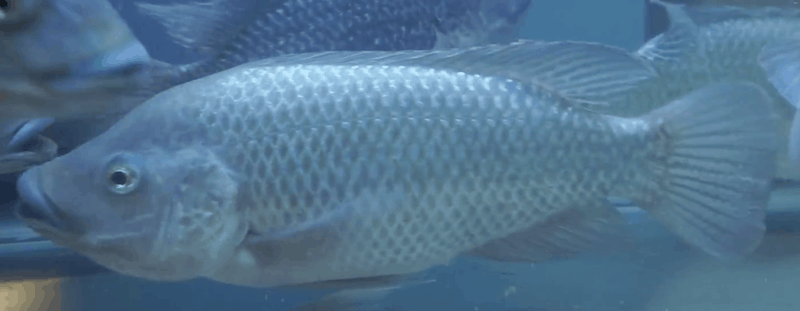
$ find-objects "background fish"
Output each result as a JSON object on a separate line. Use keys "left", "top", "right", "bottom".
{"left": 758, "top": 38, "right": 800, "bottom": 163}
{"left": 599, "top": 0, "right": 800, "bottom": 181}
{"left": 0, "top": 0, "right": 153, "bottom": 174}
{"left": 135, "top": 0, "right": 535, "bottom": 96}
{"left": 0, "top": 0, "right": 535, "bottom": 175}
{"left": 0, "top": 0, "right": 151, "bottom": 120}
{"left": 14, "top": 41, "right": 778, "bottom": 309}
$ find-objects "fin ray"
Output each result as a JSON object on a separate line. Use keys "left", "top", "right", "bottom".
{"left": 758, "top": 38, "right": 800, "bottom": 164}
{"left": 637, "top": 0, "right": 702, "bottom": 63}
{"left": 634, "top": 82, "right": 779, "bottom": 259}
{"left": 466, "top": 200, "right": 634, "bottom": 263}
{"left": 244, "top": 40, "right": 656, "bottom": 105}
{"left": 136, "top": 0, "right": 276, "bottom": 55}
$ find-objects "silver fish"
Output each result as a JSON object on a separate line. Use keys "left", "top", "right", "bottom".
{"left": 758, "top": 38, "right": 800, "bottom": 163}
{"left": 0, "top": 0, "right": 151, "bottom": 121}
{"left": 0, "top": 0, "right": 151, "bottom": 173}
{"left": 14, "top": 41, "right": 777, "bottom": 302}
{"left": 0, "top": 0, "right": 533, "bottom": 174}
{"left": 135, "top": 0, "right": 534, "bottom": 96}
{"left": 605, "top": 0, "right": 800, "bottom": 180}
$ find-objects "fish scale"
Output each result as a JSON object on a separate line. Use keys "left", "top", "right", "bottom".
{"left": 149, "top": 64, "right": 646, "bottom": 283}
{"left": 14, "top": 43, "right": 778, "bottom": 305}
{"left": 608, "top": 1, "right": 800, "bottom": 180}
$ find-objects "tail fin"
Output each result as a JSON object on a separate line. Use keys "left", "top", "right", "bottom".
{"left": 635, "top": 82, "right": 779, "bottom": 259}
{"left": 758, "top": 39, "right": 800, "bottom": 163}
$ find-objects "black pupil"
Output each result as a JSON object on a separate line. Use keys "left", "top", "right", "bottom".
{"left": 0, "top": 0, "right": 8, "bottom": 11}
{"left": 110, "top": 171, "right": 129, "bottom": 186}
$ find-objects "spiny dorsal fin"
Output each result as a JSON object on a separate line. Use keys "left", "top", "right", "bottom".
{"left": 136, "top": 0, "right": 282, "bottom": 56}
{"left": 637, "top": 0, "right": 703, "bottom": 63}
{"left": 679, "top": 1, "right": 800, "bottom": 26}
{"left": 638, "top": 0, "right": 800, "bottom": 63}
{"left": 241, "top": 40, "right": 656, "bottom": 105}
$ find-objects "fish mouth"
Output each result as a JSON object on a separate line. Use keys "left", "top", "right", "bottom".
{"left": 15, "top": 167, "right": 65, "bottom": 229}
{"left": 43, "top": 41, "right": 151, "bottom": 93}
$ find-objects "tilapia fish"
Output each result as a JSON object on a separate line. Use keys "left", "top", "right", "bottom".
{"left": 0, "top": 0, "right": 150, "bottom": 120}
{"left": 14, "top": 42, "right": 777, "bottom": 299}
{"left": 607, "top": 0, "right": 800, "bottom": 180}
{"left": 0, "top": 0, "right": 151, "bottom": 173}
{"left": 0, "top": 0, "right": 534, "bottom": 174}
{"left": 135, "top": 0, "right": 534, "bottom": 96}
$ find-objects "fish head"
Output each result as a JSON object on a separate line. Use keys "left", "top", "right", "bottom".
{"left": 0, "top": 0, "right": 150, "bottom": 104}
{"left": 14, "top": 136, "right": 249, "bottom": 281}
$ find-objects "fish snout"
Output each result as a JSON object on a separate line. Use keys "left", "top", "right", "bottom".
{"left": 15, "top": 167, "right": 64, "bottom": 229}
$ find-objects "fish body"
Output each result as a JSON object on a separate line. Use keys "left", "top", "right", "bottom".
{"left": 0, "top": 0, "right": 151, "bottom": 120}
{"left": 0, "top": 0, "right": 150, "bottom": 173}
{"left": 610, "top": 0, "right": 800, "bottom": 180}
{"left": 0, "top": 0, "right": 533, "bottom": 174}
{"left": 15, "top": 42, "right": 778, "bottom": 291}
{"left": 136, "top": 0, "right": 534, "bottom": 95}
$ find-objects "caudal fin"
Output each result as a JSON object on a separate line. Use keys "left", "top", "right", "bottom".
{"left": 635, "top": 82, "right": 779, "bottom": 259}
{"left": 758, "top": 39, "right": 800, "bottom": 163}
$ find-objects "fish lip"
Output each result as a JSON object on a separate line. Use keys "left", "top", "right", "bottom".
{"left": 44, "top": 41, "right": 151, "bottom": 93}
{"left": 15, "top": 166, "right": 63, "bottom": 229}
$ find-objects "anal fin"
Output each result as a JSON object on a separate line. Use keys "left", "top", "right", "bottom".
{"left": 466, "top": 200, "right": 635, "bottom": 263}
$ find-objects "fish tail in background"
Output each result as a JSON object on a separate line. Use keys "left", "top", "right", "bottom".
{"left": 758, "top": 39, "right": 800, "bottom": 163}
{"left": 135, "top": 0, "right": 271, "bottom": 88}
{"left": 632, "top": 82, "right": 779, "bottom": 259}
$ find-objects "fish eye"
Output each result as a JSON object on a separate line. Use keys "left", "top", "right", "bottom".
{"left": 0, "top": 0, "right": 43, "bottom": 22}
{"left": 0, "top": 0, "right": 17, "bottom": 18}
{"left": 106, "top": 166, "right": 139, "bottom": 195}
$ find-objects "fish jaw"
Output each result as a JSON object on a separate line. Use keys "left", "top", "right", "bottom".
{"left": 14, "top": 144, "right": 250, "bottom": 282}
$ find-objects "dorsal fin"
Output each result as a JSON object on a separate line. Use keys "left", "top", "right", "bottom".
{"left": 758, "top": 38, "right": 800, "bottom": 163}
{"left": 680, "top": 2, "right": 800, "bottom": 26}
{"left": 638, "top": 0, "right": 800, "bottom": 63}
{"left": 240, "top": 40, "right": 656, "bottom": 105}
{"left": 636, "top": 0, "right": 703, "bottom": 63}
{"left": 136, "top": 0, "right": 282, "bottom": 55}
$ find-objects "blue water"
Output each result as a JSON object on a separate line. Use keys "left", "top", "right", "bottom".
{"left": 5, "top": 1, "right": 800, "bottom": 311}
